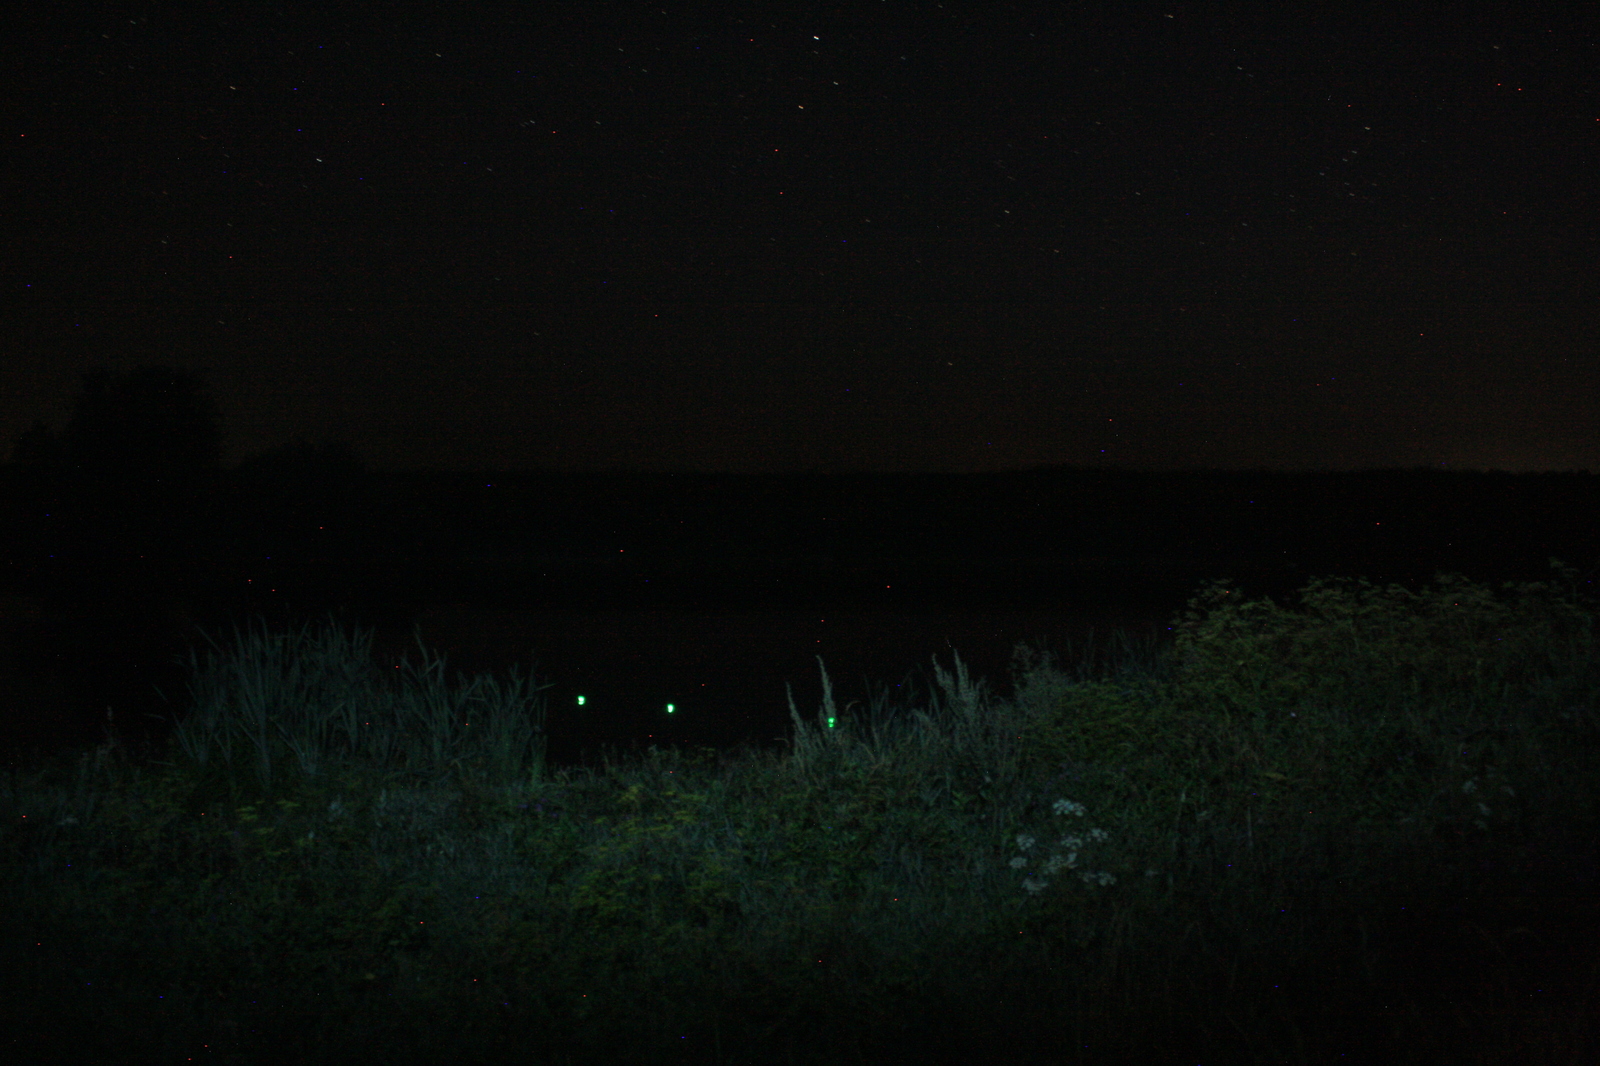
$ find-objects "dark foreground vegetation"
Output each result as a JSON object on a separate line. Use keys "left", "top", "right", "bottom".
{"left": 2, "top": 563, "right": 1598, "bottom": 1065}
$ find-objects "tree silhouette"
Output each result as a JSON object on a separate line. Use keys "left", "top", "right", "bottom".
{"left": 2, "top": 367, "right": 229, "bottom": 757}
{"left": 59, "top": 365, "right": 223, "bottom": 480}
{"left": 8, "top": 365, "right": 227, "bottom": 586}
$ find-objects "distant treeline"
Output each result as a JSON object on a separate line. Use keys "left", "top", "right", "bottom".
{"left": 3, "top": 456, "right": 1597, "bottom": 612}
{"left": 6, "top": 365, "right": 1594, "bottom": 611}
{"left": 356, "top": 465, "right": 1600, "bottom": 571}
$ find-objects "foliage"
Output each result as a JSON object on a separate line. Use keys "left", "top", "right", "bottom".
{"left": 163, "top": 613, "right": 552, "bottom": 795}
{"left": 2, "top": 560, "right": 1598, "bottom": 1064}
{"left": 1166, "top": 564, "right": 1597, "bottom": 722}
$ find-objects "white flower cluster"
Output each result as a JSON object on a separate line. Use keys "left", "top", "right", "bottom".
{"left": 1008, "top": 798, "right": 1116, "bottom": 895}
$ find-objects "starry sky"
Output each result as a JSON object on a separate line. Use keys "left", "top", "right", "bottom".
{"left": 5, "top": 1, "right": 1597, "bottom": 474}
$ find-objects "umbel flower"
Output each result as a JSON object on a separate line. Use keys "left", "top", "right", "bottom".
{"left": 1009, "top": 798, "right": 1116, "bottom": 895}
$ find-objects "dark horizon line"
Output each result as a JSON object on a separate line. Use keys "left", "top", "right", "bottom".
{"left": 6, "top": 458, "right": 1597, "bottom": 478}
{"left": 252, "top": 462, "right": 1599, "bottom": 478}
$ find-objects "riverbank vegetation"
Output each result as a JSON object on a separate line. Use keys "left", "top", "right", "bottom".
{"left": 3, "top": 562, "right": 1597, "bottom": 1064}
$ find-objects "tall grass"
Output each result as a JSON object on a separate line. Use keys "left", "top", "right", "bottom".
{"left": 1, "top": 561, "right": 1597, "bottom": 1065}
{"left": 163, "top": 615, "right": 553, "bottom": 794}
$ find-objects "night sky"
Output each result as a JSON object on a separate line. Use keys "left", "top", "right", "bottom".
{"left": 6, "top": 2, "right": 1597, "bottom": 474}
